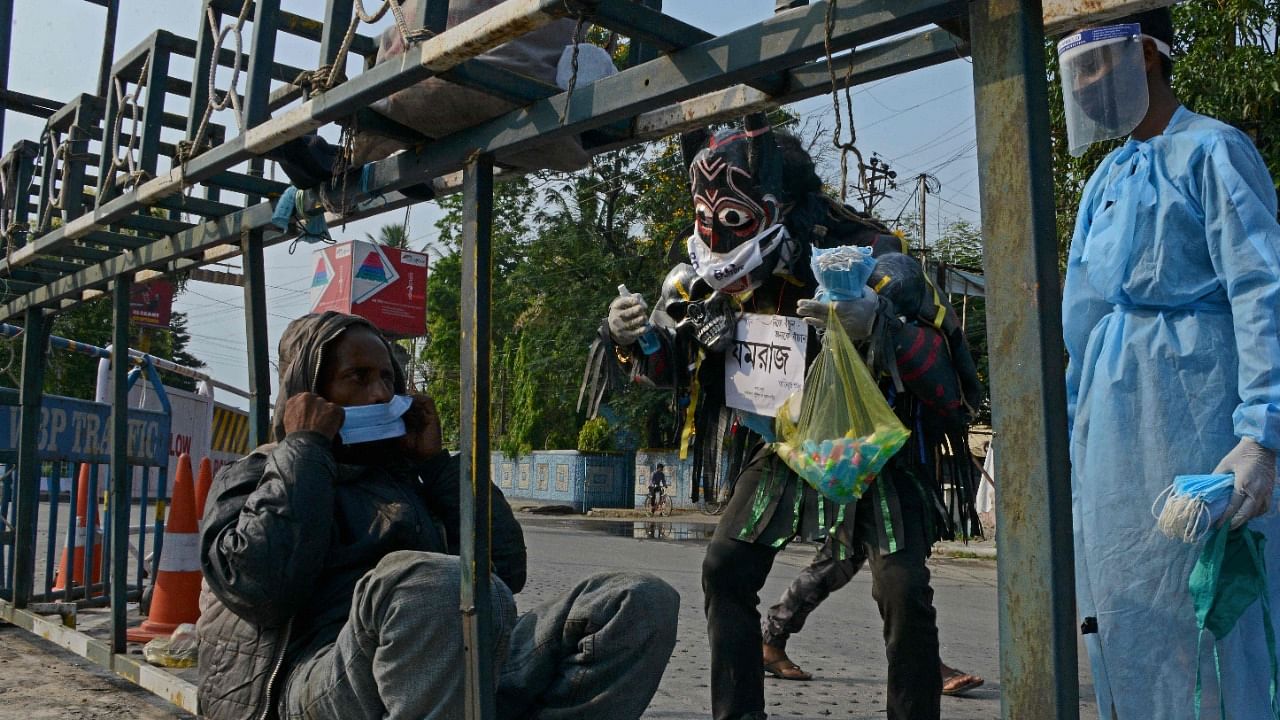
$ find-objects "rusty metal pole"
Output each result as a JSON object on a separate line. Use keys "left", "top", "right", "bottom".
{"left": 969, "top": 1, "right": 1079, "bottom": 718}
{"left": 459, "top": 154, "right": 495, "bottom": 720}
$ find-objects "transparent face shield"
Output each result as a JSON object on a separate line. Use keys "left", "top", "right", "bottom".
{"left": 1057, "top": 24, "right": 1150, "bottom": 157}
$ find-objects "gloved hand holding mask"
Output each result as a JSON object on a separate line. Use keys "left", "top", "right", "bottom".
{"left": 799, "top": 245, "right": 879, "bottom": 341}
{"left": 1213, "top": 437, "right": 1277, "bottom": 530}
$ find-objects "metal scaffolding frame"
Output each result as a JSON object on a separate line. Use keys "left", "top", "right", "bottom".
{"left": 0, "top": 0, "right": 1086, "bottom": 717}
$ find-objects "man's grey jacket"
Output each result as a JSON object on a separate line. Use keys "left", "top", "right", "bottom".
{"left": 196, "top": 312, "right": 526, "bottom": 720}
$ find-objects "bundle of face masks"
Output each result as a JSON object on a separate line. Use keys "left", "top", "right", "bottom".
{"left": 810, "top": 245, "right": 877, "bottom": 302}
{"left": 1152, "top": 473, "right": 1235, "bottom": 543}
{"left": 339, "top": 395, "right": 414, "bottom": 445}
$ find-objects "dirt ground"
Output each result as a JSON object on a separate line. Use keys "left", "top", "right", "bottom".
{"left": 0, "top": 624, "right": 194, "bottom": 719}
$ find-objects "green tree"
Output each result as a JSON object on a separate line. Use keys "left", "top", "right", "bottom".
{"left": 422, "top": 141, "right": 685, "bottom": 450}
{"left": 500, "top": 334, "right": 536, "bottom": 457}
{"left": 422, "top": 176, "right": 539, "bottom": 447}
{"left": 31, "top": 298, "right": 205, "bottom": 400}
{"left": 366, "top": 222, "right": 410, "bottom": 249}
{"left": 931, "top": 219, "right": 983, "bottom": 268}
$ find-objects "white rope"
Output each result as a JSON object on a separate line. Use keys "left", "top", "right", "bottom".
{"left": 823, "top": 0, "right": 863, "bottom": 204}
{"left": 110, "top": 51, "right": 152, "bottom": 188}
{"left": 313, "top": 0, "right": 430, "bottom": 95}
{"left": 185, "top": 0, "right": 253, "bottom": 163}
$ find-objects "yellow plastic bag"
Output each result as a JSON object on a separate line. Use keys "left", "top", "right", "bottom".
{"left": 773, "top": 305, "right": 910, "bottom": 503}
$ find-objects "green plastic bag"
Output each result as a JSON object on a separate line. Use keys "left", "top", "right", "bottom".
{"left": 773, "top": 305, "right": 910, "bottom": 503}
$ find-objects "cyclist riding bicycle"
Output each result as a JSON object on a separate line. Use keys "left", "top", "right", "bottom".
{"left": 648, "top": 464, "right": 668, "bottom": 514}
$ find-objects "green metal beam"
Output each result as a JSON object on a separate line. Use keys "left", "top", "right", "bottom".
{"left": 367, "top": 0, "right": 965, "bottom": 197}
{"left": 242, "top": 229, "right": 271, "bottom": 447}
{"left": 12, "top": 308, "right": 49, "bottom": 608}
{"left": 0, "top": 11, "right": 970, "bottom": 320}
{"left": 0, "top": 0, "right": 593, "bottom": 275}
{"left": 109, "top": 277, "right": 131, "bottom": 653}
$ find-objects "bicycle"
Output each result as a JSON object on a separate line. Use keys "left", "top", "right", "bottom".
{"left": 648, "top": 485, "right": 672, "bottom": 517}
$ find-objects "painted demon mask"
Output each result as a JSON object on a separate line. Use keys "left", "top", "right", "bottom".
{"left": 682, "top": 114, "right": 788, "bottom": 295}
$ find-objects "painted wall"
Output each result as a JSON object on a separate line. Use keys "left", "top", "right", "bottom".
{"left": 493, "top": 448, "right": 734, "bottom": 512}
{"left": 491, "top": 451, "right": 634, "bottom": 512}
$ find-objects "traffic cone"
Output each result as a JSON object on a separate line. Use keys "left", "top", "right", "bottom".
{"left": 127, "top": 454, "right": 201, "bottom": 643}
{"left": 195, "top": 457, "right": 214, "bottom": 522}
{"left": 53, "top": 464, "right": 102, "bottom": 593}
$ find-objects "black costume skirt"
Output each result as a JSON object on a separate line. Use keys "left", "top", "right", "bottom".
{"left": 718, "top": 443, "right": 930, "bottom": 557}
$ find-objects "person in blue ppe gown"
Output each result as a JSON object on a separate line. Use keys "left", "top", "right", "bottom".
{"left": 1060, "top": 8, "right": 1280, "bottom": 719}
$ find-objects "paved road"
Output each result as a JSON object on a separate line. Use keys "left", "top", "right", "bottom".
{"left": 0, "top": 514, "right": 1100, "bottom": 718}
{"left": 516, "top": 516, "right": 1099, "bottom": 720}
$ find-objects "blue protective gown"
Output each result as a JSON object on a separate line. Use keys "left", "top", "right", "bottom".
{"left": 1064, "top": 106, "right": 1280, "bottom": 719}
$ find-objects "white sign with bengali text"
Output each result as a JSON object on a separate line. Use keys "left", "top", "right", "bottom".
{"left": 724, "top": 313, "right": 808, "bottom": 417}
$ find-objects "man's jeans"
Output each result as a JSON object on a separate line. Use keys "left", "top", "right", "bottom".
{"left": 282, "top": 551, "right": 680, "bottom": 720}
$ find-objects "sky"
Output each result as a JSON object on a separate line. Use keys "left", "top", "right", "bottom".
{"left": 5, "top": 0, "right": 980, "bottom": 407}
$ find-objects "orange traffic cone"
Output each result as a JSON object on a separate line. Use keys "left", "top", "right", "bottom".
{"left": 53, "top": 464, "right": 102, "bottom": 593}
{"left": 127, "top": 454, "right": 202, "bottom": 643}
{"left": 195, "top": 457, "right": 213, "bottom": 522}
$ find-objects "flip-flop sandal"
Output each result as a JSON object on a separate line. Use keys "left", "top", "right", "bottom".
{"left": 941, "top": 667, "right": 984, "bottom": 696}
{"left": 763, "top": 659, "right": 813, "bottom": 681}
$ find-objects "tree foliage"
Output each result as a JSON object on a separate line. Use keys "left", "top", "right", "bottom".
{"left": 366, "top": 222, "right": 410, "bottom": 249}
{"left": 422, "top": 140, "right": 683, "bottom": 450}
{"left": 0, "top": 297, "right": 207, "bottom": 400}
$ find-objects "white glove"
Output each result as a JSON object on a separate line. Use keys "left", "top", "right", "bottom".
{"left": 608, "top": 292, "right": 648, "bottom": 346}
{"left": 796, "top": 295, "right": 878, "bottom": 341}
{"left": 1214, "top": 437, "right": 1277, "bottom": 530}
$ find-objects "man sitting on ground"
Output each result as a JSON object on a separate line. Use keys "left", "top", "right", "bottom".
{"left": 197, "top": 311, "right": 679, "bottom": 720}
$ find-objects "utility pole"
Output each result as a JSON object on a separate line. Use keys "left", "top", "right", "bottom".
{"left": 857, "top": 154, "right": 897, "bottom": 214}
{"left": 918, "top": 174, "right": 927, "bottom": 257}
{"left": 914, "top": 173, "right": 941, "bottom": 262}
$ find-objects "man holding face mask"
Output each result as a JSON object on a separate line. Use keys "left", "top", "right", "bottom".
{"left": 196, "top": 311, "right": 679, "bottom": 720}
{"left": 1060, "top": 8, "right": 1280, "bottom": 718}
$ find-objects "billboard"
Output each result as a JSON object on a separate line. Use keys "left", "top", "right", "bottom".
{"left": 129, "top": 278, "right": 175, "bottom": 329}
{"left": 310, "top": 240, "right": 429, "bottom": 338}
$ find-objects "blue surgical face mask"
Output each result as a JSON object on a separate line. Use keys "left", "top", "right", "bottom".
{"left": 1153, "top": 473, "right": 1236, "bottom": 542}
{"left": 339, "top": 395, "right": 413, "bottom": 445}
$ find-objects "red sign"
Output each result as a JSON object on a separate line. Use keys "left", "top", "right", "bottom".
{"left": 129, "top": 279, "right": 175, "bottom": 328}
{"left": 310, "top": 240, "right": 429, "bottom": 338}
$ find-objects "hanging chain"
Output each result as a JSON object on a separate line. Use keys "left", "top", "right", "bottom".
{"left": 823, "top": 0, "right": 863, "bottom": 204}
{"left": 36, "top": 134, "right": 72, "bottom": 232}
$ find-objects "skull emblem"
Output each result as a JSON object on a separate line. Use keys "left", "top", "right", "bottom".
{"left": 650, "top": 263, "right": 739, "bottom": 353}
{"left": 677, "top": 292, "right": 736, "bottom": 353}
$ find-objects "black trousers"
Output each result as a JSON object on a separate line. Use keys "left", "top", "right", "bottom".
{"left": 761, "top": 537, "right": 864, "bottom": 648}
{"left": 702, "top": 472, "right": 941, "bottom": 720}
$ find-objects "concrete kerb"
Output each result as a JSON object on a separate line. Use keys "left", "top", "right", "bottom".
{"left": 933, "top": 540, "right": 998, "bottom": 560}
{"left": 513, "top": 499, "right": 999, "bottom": 557}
